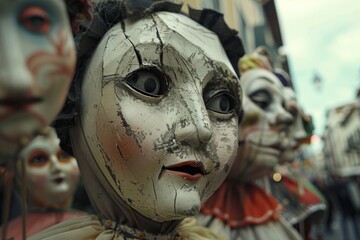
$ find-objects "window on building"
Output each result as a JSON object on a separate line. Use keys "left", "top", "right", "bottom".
{"left": 239, "top": 10, "right": 248, "bottom": 51}
{"left": 254, "top": 25, "right": 266, "bottom": 47}
{"left": 201, "top": 0, "right": 220, "bottom": 11}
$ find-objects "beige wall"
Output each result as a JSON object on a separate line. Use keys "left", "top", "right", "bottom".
{"left": 179, "top": 0, "right": 270, "bottom": 52}
{"left": 180, "top": 0, "right": 239, "bottom": 30}
{"left": 220, "top": 0, "right": 238, "bottom": 30}
{"left": 179, "top": 0, "right": 201, "bottom": 12}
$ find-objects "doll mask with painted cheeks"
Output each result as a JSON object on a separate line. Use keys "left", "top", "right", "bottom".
{"left": 18, "top": 128, "right": 79, "bottom": 209}
{"left": 228, "top": 69, "right": 293, "bottom": 182}
{"left": 0, "top": 0, "right": 75, "bottom": 155}
{"left": 71, "top": 12, "right": 242, "bottom": 222}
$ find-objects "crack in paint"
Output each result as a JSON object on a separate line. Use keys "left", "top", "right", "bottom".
{"left": 151, "top": 15, "right": 164, "bottom": 66}
{"left": 154, "top": 123, "right": 181, "bottom": 154}
{"left": 173, "top": 185, "right": 177, "bottom": 215}
{"left": 116, "top": 143, "right": 126, "bottom": 161}
{"left": 116, "top": 108, "right": 142, "bottom": 152}
{"left": 151, "top": 178, "right": 157, "bottom": 201}
{"left": 121, "top": 20, "right": 143, "bottom": 66}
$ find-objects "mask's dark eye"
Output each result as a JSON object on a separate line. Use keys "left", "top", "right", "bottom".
{"left": 57, "top": 149, "right": 73, "bottom": 163}
{"left": 28, "top": 150, "right": 49, "bottom": 167}
{"left": 249, "top": 89, "right": 271, "bottom": 110}
{"left": 206, "top": 91, "right": 235, "bottom": 114}
{"left": 19, "top": 6, "right": 51, "bottom": 34}
{"left": 125, "top": 69, "right": 165, "bottom": 97}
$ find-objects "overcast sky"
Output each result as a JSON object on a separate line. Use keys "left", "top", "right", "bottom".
{"left": 275, "top": 0, "right": 360, "bottom": 136}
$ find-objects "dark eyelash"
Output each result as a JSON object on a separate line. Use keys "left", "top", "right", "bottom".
{"left": 249, "top": 89, "right": 271, "bottom": 99}
{"left": 249, "top": 89, "right": 272, "bottom": 109}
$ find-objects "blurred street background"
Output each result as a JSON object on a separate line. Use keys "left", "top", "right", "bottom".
{"left": 179, "top": 1, "right": 360, "bottom": 239}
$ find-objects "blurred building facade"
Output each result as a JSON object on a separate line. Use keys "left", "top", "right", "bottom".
{"left": 180, "top": 0, "right": 291, "bottom": 80}
{"left": 323, "top": 97, "right": 360, "bottom": 177}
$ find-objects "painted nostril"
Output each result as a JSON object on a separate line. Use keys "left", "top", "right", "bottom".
{"left": 51, "top": 168, "right": 61, "bottom": 175}
{"left": 284, "top": 116, "right": 293, "bottom": 125}
{"left": 276, "top": 109, "right": 294, "bottom": 125}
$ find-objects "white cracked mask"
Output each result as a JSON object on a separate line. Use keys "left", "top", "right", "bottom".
{"left": 18, "top": 128, "right": 79, "bottom": 209}
{"left": 228, "top": 69, "right": 293, "bottom": 182}
{"left": 77, "top": 12, "right": 242, "bottom": 221}
{"left": 0, "top": 0, "right": 75, "bottom": 149}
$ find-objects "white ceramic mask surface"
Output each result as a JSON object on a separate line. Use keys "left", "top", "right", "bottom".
{"left": 76, "top": 12, "right": 242, "bottom": 221}
{"left": 0, "top": 0, "right": 75, "bottom": 154}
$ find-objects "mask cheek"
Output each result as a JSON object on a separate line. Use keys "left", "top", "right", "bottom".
{"left": 206, "top": 138, "right": 235, "bottom": 194}
{"left": 68, "top": 167, "right": 80, "bottom": 186}
{"left": 27, "top": 172, "right": 49, "bottom": 195}
{"left": 34, "top": 31, "right": 75, "bottom": 121}
{"left": 218, "top": 143, "right": 236, "bottom": 175}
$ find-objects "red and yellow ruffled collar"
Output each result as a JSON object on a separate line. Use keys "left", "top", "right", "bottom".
{"left": 201, "top": 179, "right": 283, "bottom": 228}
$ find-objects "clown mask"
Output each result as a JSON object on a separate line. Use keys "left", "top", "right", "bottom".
{"left": 229, "top": 69, "right": 293, "bottom": 182}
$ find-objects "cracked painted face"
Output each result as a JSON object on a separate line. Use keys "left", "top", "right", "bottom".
{"left": 228, "top": 69, "right": 293, "bottom": 182}
{"left": 0, "top": 0, "right": 75, "bottom": 150}
{"left": 281, "top": 87, "right": 308, "bottom": 163}
{"left": 78, "top": 12, "right": 242, "bottom": 221}
{"left": 18, "top": 128, "right": 79, "bottom": 209}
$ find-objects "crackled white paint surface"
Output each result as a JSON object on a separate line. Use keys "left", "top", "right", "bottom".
{"left": 74, "top": 12, "right": 242, "bottom": 221}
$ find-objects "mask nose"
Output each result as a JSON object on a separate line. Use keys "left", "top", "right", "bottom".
{"left": 174, "top": 92, "right": 213, "bottom": 148}
{"left": 0, "top": 21, "right": 34, "bottom": 96}
{"left": 274, "top": 105, "right": 294, "bottom": 127}
{"left": 293, "top": 114, "right": 308, "bottom": 142}
{"left": 49, "top": 154, "right": 62, "bottom": 174}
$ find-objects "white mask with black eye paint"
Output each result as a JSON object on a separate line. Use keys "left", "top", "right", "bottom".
{"left": 74, "top": 12, "right": 242, "bottom": 222}
{"left": 0, "top": 0, "right": 75, "bottom": 155}
{"left": 228, "top": 69, "right": 293, "bottom": 181}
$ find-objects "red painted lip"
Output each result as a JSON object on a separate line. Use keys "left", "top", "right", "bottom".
{"left": 250, "top": 141, "right": 284, "bottom": 152}
{"left": 164, "top": 170, "right": 203, "bottom": 181}
{"left": 161, "top": 161, "right": 206, "bottom": 182}
{"left": 0, "top": 97, "right": 43, "bottom": 109}
{"left": 269, "top": 143, "right": 284, "bottom": 151}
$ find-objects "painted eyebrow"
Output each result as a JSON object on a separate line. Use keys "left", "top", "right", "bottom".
{"left": 258, "top": 77, "right": 275, "bottom": 84}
